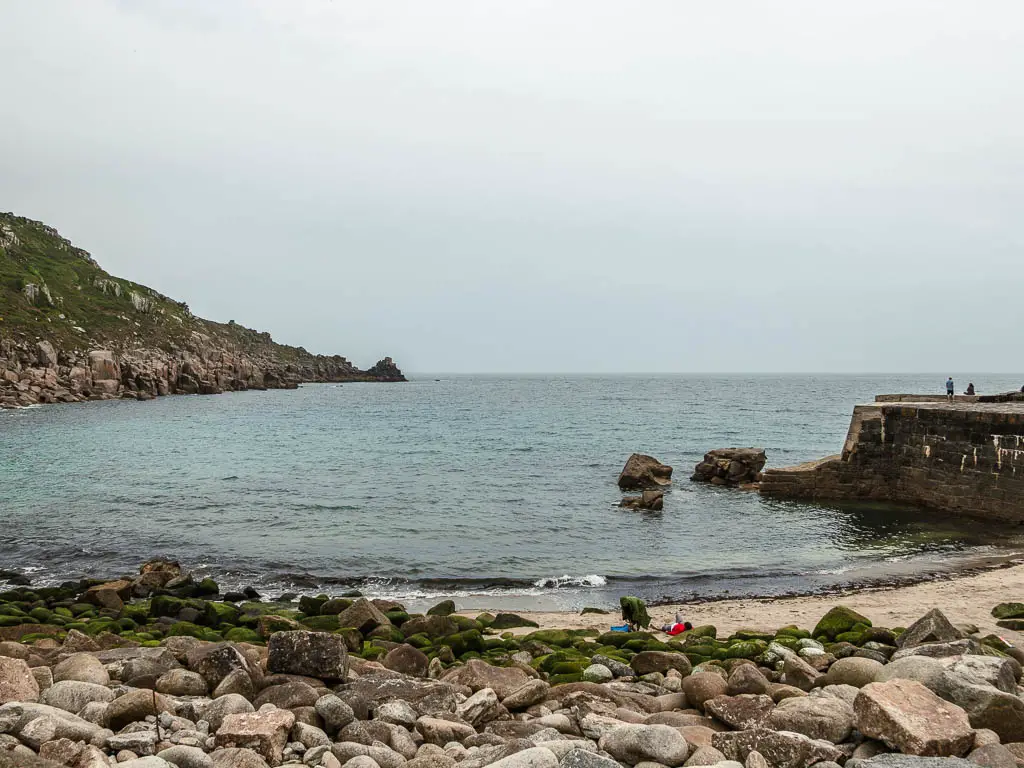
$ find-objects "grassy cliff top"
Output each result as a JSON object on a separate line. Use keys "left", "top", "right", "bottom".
{"left": 0, "top": 212, "right": 344, "bottom": 362}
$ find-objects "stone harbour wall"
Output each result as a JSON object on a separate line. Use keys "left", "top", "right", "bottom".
{"left": 760, "top": 400, "right": 1024, "bottom": 521}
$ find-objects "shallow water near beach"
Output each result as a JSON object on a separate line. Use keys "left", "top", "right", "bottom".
{"left": 3, "top": 373, "right": 1023, "bottom": 612}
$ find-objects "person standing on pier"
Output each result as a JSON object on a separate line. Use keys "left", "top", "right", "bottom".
{"left": 946, "top": 377, "right": 955, "bottom": 401}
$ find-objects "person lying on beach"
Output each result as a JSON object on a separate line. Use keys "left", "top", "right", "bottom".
{"left": 659, "top": 613, "right": 693, "bottom": 635}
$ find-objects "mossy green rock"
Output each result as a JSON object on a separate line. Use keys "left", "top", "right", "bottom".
{"left": 196, "top": 578, "right": 219, "bottom": 596}
{"left": 581, "top": 607, "right": 610, "bottom": 615}
{"left": 731, "top": 629, "right": 774, "bottom": 642}
{"left": 319, "top": 598, "right": 353, "bottom": 615}
{"left": 538, "top": 650, "right": 589, "bottom": 674}
{"left": 257, "top": 615, "right": 303, "bottom": 637}
{"left": 405, "top": 633, "right": 432, "bottom": 649}
{"left": 686, "top": 625, "right": 717, "bottom": 639}
{"left": 333, "top": 628, "right": 363, "bottom": 652}
{"left": 299, "top": 595, "right": 329, "bottom": 616}
{"left": 28, "top": 607, "right": 54, "bottom": 623}
{"left": 120, "top": 603, "right": 150, "bottom": 623}
{"left": 475, "top": 613, "right": 495, "bottom": 628}
{"left": 549, "top": 672, "right": 584, "bottom": 684}
{"left": 385, "top": 611, "right": 410, "bottom": 627}
{"left": 490, "top": 613, "right": 539, "bottom": 630}
{"left": 224, "top": 627, "right": 261, "bottom": 643}
{"left": 302, "top": 615, "right": 341, "bottom": 632}
{"left": 450, "top": 615, "right": 483, "bottom": 632}
{"left": 992, "top": 603, "right": 1024, "bottom": 620}
{"left": 22, "top": 632, "right": 65, "bottom": 643}
{"left": 725, "top": 640, "right": 767, "bottom": 659}
{"left": 835, "top": 630, "right": 866, "bottom": 645}
{"left": 0, "top": 616, "right": 25, "bottom": 627}
{"left": 427, "top": 600, "right": 456, "bottom": 617}
{"left": 368, "top": 626, "right": 405, "bottom": 643}
{"left": 597, "top": 631, "right": 653, "bottom": 648}
{"left": 207, "top": 602, "right": 240, "bottom": 626}
{"left": 0, "top": 605, "right": 26, "bottom": 617}
{"left": 981, "top": 634, "right": 1014, "bottom": 652}
{"left": 775, "top": 625, "right": 810, "bottom": 639}
{"left": 773, "top": 636, "right": 801, "bottom": 650}
{"left": 623, "top": 638, "right": 669, "bottom": 652}
{"left": 862, "top": 627, "right": 897, "bottom": 645}
{"left": 84, "top": 620, "right": 119, "bottom": 636}
{"left": 524, "top": 629, "right": 574, "bottom": 648}
{"left": 442, "top": 629, "right": 485, "bottom": 656}
{"left": 996, "top": 619, "right": 1024, "bottom": 631}
{"left": 150, "top": 595, "right": 187, "bottom": 619}
{"left": 167, "top": 622, "right": 223, "bottom": 642}
{"left": 813, "top": 606, "right": 872, "bottom": 639}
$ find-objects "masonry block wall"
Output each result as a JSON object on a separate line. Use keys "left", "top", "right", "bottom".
{"left": 760, "top": 402, "right": 1024, "bottom": 520}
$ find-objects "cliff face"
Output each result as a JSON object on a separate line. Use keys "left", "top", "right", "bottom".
{"left": 0, "top": 213, "right": 404, "bottom": 408}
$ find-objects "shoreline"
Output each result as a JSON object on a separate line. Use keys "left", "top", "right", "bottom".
{"left": 6, "top": 545, "right": 1024, "bottom": 617}
{"left": 497, "top": 560, "right": 1024, "bottom": 646}
{"left": 0, "top": 375, "right": 405, "bottom": 411}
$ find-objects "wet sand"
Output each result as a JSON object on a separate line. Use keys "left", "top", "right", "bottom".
{"left": 474, "top": 561, "right": 1024, "bottom": 645}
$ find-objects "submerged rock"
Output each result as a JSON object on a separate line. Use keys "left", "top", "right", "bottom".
{"left": 620, "top": 490, "right": 665, "bottom": 511}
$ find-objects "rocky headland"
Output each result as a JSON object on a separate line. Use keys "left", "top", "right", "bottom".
{"left": 2, "top": 560, "right": 1024, "bottom": 768}
{"left": 0, "top": 213, "right": 405, "bottom": 409}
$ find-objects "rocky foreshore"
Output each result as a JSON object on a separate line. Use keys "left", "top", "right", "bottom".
{"left": 3, "top": 561, "right": 1024, "bottom": 768}
{"left": 0, "top": 337, "right": 404, "bottom": 409}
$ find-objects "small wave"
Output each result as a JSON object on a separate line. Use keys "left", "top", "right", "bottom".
{"left": 809, "top": 566, "right": 856, "bottom": 576}
{"left": 291, "top": 503, "right": 361, "bottom": 512}
{"left": 534, "top": 574, "right": 607, "bottom": 588}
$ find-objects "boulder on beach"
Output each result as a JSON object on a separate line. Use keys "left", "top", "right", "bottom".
{"left": 618, "top": 454, "right": 673, "bottom": 490}
{"left": 5, "top": 557, "right": 1024, "bottom": 768}
{"left": 691, "top": 448, "right": 767, "bottom": 486}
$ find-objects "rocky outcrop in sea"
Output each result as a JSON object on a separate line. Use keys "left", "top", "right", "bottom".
{"left": 1, "top": 561, "right": 1023, "bottom": 768}
{"left": 0, "top": 338, "right": 404, "bottom": 409}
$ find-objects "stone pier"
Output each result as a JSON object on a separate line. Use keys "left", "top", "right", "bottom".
{"left": 760, "top": 394, "right": 1024, "bottom": 521}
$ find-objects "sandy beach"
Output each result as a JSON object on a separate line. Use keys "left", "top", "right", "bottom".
{"left": 491, "top": 561, "right": 1024, "bottom": 644}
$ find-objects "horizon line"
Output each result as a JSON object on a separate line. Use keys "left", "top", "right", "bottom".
{"left": 395, "top": 371, "right": 1024, "bottom": 377}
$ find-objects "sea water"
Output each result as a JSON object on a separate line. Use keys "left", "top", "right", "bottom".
{"left": 2, "top": 373, "right": 1023, "bottom": 611}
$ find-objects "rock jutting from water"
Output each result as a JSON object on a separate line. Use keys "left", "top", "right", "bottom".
{"left": 619, "top": 490, "right": 664, "bottom": 511}
{"left": 691, "top": 449, "right": 767, "bottom": 487}
{"left": 617, "top": 454, "right": 673, "bottom": 490}
{"left": 1, "top": 559, "right": 1023, "bottom": 767}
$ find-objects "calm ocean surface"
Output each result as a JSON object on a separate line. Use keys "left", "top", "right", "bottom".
{"left": 3, "top": 374, "right": 1023, "bottom": 611}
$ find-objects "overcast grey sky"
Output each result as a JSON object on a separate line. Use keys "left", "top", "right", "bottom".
{"left": 1, "top": 1, "right": 1021, "bottom": 372}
